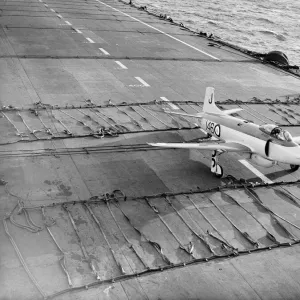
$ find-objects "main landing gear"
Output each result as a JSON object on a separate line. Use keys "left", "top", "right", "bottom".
{"left": 290, "top": 164, "right": 300, "bottom": 172}
{"left": 211, "top": 150, "right": 223, "bottom": 178}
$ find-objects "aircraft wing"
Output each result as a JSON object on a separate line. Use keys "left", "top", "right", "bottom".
{"left": 293, "top": 136, "right": 300, "bottom": 144}
{"left": 148, "top": 141, "right": 252, "bottom": 152}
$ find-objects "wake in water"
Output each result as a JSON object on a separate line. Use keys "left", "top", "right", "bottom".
{"left": 133, "top": 0, "right": 300, "bottom": 65}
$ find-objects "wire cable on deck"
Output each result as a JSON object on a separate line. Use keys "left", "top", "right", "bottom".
{"left": 139, "top": 105, "right": 172, "bottom": 128}
{"left": 108, "top": 100, "right": 146, "bottom": 130}
{"left": 144, "top": 197, "right": 196, "bottom": 259}
{"left": 41, "top": 207, "right": 73, "bottom": 287}
{"left": 62, "top": 204, "right": 101, "bottom": 280}
{"left": 163, "top": 195, "right": 215, "bottom": 255}
{"left": 206, "top": 195, "right": 259, "bottom": 248}
{"left": 49, "top": 110, "right": 73, "bottom": 135}
{"left": 244, "top": 187, "right": 299, "bottom": 241}
{"left": 59, "top": 110, "right": 96, "bottom": 134}
{"left": 103, "top": 192, "right": 172, "bottom": 266}
{"left": 17, "top": 112, "right": 40, "bottom": 139}
{"left": 3, "top": 204, "right": 47, "bottom": 299}
{"left": 184, "top": 195, "right": 237, "bottom": 254}
{"left": 101, "top": 194, "right": 150, "bottom": 269}
{"left": 84, "top": 203, "right": 126, "bottom": 275}
{"left": 2, "top": 111, "right": 28, "bottom": 138}
{"left": 127, "top": 106, "right": 159, "bottom": 129}
{"left": 243, "top": 104, "right": 280, "bottom": 125}
{"left": 222, "top": 192, "right": 280, "bottom": 245}
{"left": 267, "top": 105, "right": 294, "bottom": 125}
{"left": 277, "top": 187, "right": 300, "bottom": 208}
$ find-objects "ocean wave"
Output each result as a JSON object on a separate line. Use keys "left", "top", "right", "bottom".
{"left": 256, "top": 17, "right": 274, "bottom": 24}
{"left": 259, "top": 30, "right": 287, "bottom": 41}
{"left": 133, "top": 0, "right": 299, "bottom": 65}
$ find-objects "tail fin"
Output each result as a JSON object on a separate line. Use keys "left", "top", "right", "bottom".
{"left": 203, "top": 87, "right": 222, "bottom": 114}
{"left": 202, "top": 87, "right": 243, "bottom": 115}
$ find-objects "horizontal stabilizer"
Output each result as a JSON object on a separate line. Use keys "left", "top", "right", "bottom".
{"left": 148, "top": 142, "right": 251, "bottom": 152}
{"left": 221, "top": 108, "right": 243, "bottom": 115}
{"left": 163, "top": 108, "right": 204, "bottom": 118}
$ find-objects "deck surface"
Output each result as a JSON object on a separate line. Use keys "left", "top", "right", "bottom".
{"left": 1, "top": 0, "right": 300, "bottom": 299}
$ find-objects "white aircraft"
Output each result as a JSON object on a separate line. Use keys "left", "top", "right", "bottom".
{"left": 148, "top": 87, "right": 300, "bottom": 178}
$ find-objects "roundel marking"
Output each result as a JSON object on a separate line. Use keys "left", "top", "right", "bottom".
{"left": 214, "top": 124, "right": 221, "bottom": 137}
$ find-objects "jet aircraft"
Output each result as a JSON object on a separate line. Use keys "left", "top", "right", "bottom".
{"left": 148, "top": 87, "right": 300, "bottom": 178}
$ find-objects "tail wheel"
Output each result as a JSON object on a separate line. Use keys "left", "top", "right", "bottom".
{"left": 290, "top": 164, "right": 299, "bottom": 171}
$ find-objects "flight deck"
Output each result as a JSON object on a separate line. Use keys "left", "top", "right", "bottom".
{"left": 1, "top": 0, "right": 300, "bottom": 299}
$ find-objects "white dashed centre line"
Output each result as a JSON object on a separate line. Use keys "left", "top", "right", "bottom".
{"left": 160, "top": 97, "right": 179, "bottom": 110}
{"left": 65, "top": 21, "right": 72, "bottom": 26}
{"left": 99, "top": 48, "right": 110, "bottom": 55}
{"left": 50, "top": 8, "right": 55, "bottom": 12}
{"left": 57, "top": 14, "right": 62, "bottom": 19}
{"left": 239, "top": 159, "right": 273, "bottom": 184}
{"left": 86, "top": 37, "right": 95, "bottom": 43}
{"left": 115, "top": 61, "right": 127, "bottom": 69}
{"left": 44, "top": 4, "right": 48, "bottom": 7}
{"left": 75, "top": 29, "right": 82, "bottom": 34}
{"left": 135, "top": 77, "right": 150, "bottom": 87}
{"left": 95, "top": 0, "right": 220, "bottom": 61}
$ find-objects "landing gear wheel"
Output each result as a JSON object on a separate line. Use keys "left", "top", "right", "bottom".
{"left": 211, "top": 150, "right": 224, "bottom": 178}
{"left": 290, "top": 164, "right": 299, "bottom": 171}
{"left": 215, "top": 165, "right": 223, "bottom": 178}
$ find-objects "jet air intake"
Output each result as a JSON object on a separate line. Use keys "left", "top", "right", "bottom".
{"left": 245, "top": 153, "right": 275, "bottom": 168}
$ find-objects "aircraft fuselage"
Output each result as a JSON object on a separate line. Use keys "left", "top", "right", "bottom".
{"left": 201, "top": 113, "right": 300, "bottom": 166}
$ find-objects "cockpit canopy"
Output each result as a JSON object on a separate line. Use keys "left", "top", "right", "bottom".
{"left": 259, "top": 124, "right": 293, "bottom": 142}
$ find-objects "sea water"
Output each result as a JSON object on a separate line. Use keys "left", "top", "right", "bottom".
{"left": 133, "top": 0, "right": 300, "bottom": 66}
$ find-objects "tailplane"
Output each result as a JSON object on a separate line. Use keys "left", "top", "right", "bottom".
{"left": 163, "top": 87, "right": 243, "bottom": 119}
{"left": 203, "top": 87, "right": 243, "bottom": 115}
{"left": 203, "top": 87, "right": 222, "bottom": 114}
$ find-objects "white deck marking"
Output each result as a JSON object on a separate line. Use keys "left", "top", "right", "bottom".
{"left": 99, "top": 48, "right": 110, "bottom": 55}
{"left": 96, "top": 0, "right": 220, "bottom": 61}
{"left": 160, "top": 97, "right": 179, "bottom": 110}
{"left": 115, "top": 61, "right": 127, "bottom": 69}
{"left": 86, "top": 37, "right": 95, "bottom": 43}
{"left": 75, "top": 28, "right": 82, "bottom": 34}
{"left": 135, "top": 77, "right": 150, "bottom": 87}
{"left": 57, "top": 14, "right": 62, "bottom": 19}
{"left": 50, "top": 8, "right": 55, "bottom": 12}
{"left": 239, "top": 159, "right": 273, "bottom": 184}
{"left": 65, "top": 21, "right": 72, "bottom": 25}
